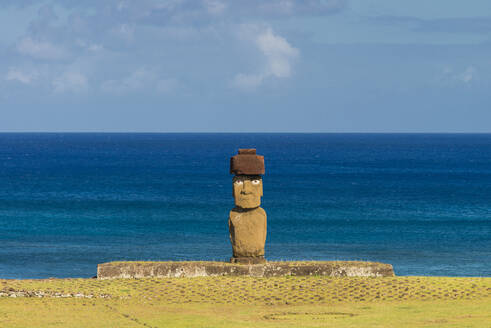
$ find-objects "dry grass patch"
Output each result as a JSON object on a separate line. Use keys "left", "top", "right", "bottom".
{"left": 1, "top": 276, "right": 489, "bottom": 305}
{"left": 0, "top": 276, "right": 489, "bottom": 327}
{"left": 0, "top": 297, "right": 490, "bottom": 328}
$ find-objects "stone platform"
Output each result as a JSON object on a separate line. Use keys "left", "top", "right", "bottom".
{"left": 97, "top": 261, "right": 394, "bottom": 279}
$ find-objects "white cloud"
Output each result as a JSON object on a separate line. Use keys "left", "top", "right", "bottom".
{"left": 101, "top": 68, "right": 177, "bottom": 94}
{"left": 257, "top": 1, "right": 295, "bottom": 16}
{"left": 458, "top": 66, "right": 476, "bottom": 84}
{"left": 111, "top": 24, "right": 135, "bottom": 42}
{"left": 256, "top": 27, "right": 299, "bottom": 78}
{"left": 233, "top": 26, "right": 299, "bottom": 90}
{"left": 438, "top": 66, "right": 477, "bottom": 86}
{"left": 6, "top": 67, "right": 37, "bottom": 84}
{"left": 101, "top": 68, "right": 153, "bottom": 93}
{"left": 6, "top": 1, "right": 319, "bottom": 98}
{"left": 17, "top": 37, "right": 68, "bottom": 60}
{"left": 204, "top": 0, "right": 227, "bottom": 15}
{"left": 117, "top": 1, "right": 129, "bottom": 11}
{"left": 88, "top": 44, "right": 103, "bottom": 52}
{"left": 52, "top": 71, "right": 88, "bottom": 93}
{"left": 75, "top": 39, "right": 104, "bottom": 53}
{"left": 232, "top": 73, "right": 265, "bottom": 89}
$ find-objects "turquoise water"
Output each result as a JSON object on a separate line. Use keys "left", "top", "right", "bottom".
{"left": 0, "top": 133, "right": 490, "bottom": 278}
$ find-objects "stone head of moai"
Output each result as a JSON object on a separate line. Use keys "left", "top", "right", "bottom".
{"left": 229, "top": 149, "right": 267, "bottom": 264}
{"left": 230, "top": 148, "right": 265, "bottom": 208}
{"left": 232, "top": 175, "right": 263, "bottom": 208}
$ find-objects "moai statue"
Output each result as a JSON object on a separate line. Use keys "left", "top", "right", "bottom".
{"left": 229, "top": 149, "right": 267, "bottom": 264}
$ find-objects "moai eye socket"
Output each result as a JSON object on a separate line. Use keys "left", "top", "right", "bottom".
{"left": 234, "top": 180, "right": 244, "bottom": 186}
{"left": 252, "top": 179, "right": 260, "bottom": 185}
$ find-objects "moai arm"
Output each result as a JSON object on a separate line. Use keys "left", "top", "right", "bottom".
{"left": 262, "top": 208, "right": 267, "bottom": 245}
{"left": 254, "top": 207, "right": 267, "bottom": 246}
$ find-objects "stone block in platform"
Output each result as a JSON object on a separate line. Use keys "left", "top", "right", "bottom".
{"left": 97, "top": 261, "right": 394, "bottom": 279}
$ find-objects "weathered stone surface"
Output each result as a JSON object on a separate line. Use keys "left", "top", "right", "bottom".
{"left": 232, "top": 176, "right": 263, "bottom": 209}
{"left": 229, "top": 148, "right": 268, "bottom": 261}
{"left": 97, "top": 261, "right": 395, "bottom": 279}
{"left": 230, "top": 256, "right": 266, "bottom": 264}
{"left": 229, "top": 207, "right": 267, "bottom": 258}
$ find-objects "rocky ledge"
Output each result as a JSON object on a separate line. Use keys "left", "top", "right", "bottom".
{"left": 97, "top": 261, "right": 395, "bottom": 279}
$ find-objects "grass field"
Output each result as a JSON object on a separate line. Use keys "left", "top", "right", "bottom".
{"left": 1, "top": 276, "right": 490, "bottom": 327}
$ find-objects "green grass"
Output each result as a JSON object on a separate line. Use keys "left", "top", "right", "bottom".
{"left": 0, "top": 276, "right": 490, "bottom": 327}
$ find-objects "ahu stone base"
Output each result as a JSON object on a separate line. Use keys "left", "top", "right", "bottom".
{"left": 97, "top": 261, "right": 395, "bottom": 279}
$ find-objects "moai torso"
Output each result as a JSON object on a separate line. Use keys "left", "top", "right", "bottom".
{"left": 228, "top": 149, "right": 267, "bottom": 264}
{"left": 229, "top": 207, "right": 267, "bottom": 258}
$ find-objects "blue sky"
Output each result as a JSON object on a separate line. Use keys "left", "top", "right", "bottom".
{"left": 1, "top": 0, "right": 490, "bottom": 132}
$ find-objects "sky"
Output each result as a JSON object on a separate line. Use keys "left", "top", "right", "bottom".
{"left": 0, "top": 0, "right": 490, "bottom": 132}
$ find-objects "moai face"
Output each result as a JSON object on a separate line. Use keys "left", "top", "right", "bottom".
{"left": 233, "top": 175, "right": 263, "bottom": 208}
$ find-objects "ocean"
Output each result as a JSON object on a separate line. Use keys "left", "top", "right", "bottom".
{"left": 0, "top": 133, "right": 490, "bottom": 279}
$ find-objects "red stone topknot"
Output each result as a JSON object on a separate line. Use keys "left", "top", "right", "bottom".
{"left": 230, "top": 148, "right": 265, "bottom": 175}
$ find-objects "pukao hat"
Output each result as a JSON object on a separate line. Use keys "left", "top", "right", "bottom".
{"left": 230, "top": 149, "right": 265, "bottom": 175}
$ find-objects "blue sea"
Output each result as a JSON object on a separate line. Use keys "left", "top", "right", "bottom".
{"left": 0, "top": 133, "right": 490, "bottom": 279}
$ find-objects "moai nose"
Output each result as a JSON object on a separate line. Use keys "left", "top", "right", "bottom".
{"left": 242, "top": 180, "right": 253, "bottom": 193}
